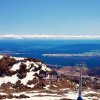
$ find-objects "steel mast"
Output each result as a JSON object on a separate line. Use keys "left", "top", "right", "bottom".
{"left": 77, "top": 64, "right": 83, "bottom": 100}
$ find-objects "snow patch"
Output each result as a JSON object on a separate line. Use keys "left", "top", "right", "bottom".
{"left": 11, "top": 62, "right": 21, "bottom": 71}
{"left": 27, "top": 84, "right": 35, "bottom": 88}
{"left": 42, "top": 64, "right": 51, "bottom": 71}
{"left": 0, "top": 55, "right": 3, "bottom": 59}
{"left": 0, "top": 74, "right": 18, "bottom": 85}
{"left": 13, "top": 57, "right": 25, "bottom": 60}
{"left": 21, "top": 72, "right": 35, "bottom": 85}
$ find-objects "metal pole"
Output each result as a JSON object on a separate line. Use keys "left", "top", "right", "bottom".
{"left": 77, "top": 64, "right": 83, "bottom": 100}
{"left": 79, "top": 64, "right": 82, "bottom": 96}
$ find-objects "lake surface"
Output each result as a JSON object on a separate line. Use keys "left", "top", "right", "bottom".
{"left": 0, "top": 39, "right": 100, "bottom": 68}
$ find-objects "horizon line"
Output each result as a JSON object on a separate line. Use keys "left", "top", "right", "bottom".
{"left": 0, "top": 34, "right": 100, "bottom": 39}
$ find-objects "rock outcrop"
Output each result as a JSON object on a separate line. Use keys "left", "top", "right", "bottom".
{"left": 0, "top": 55, "right": 76, "bottom": 93}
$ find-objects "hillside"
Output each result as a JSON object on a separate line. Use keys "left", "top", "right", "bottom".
{"left": 0, "top": 54, "right": 99, "bottom": 100}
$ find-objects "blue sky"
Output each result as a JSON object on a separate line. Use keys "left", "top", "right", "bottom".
{"left": 0, "top": 0, "right": 100, "bottom": 35}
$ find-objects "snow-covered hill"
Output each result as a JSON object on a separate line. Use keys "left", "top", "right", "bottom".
{"left": 0, "top": 55, "right": 52, "bottom": 89}
{"left": 0, "top": 54, "right": 100, "bottom": 100}
{"left": 0, "top": 55, "right": 76, "bottom": 90}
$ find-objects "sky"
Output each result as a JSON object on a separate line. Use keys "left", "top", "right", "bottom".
{"left": 0, "top": 0, "right": 100, "bottom": 36}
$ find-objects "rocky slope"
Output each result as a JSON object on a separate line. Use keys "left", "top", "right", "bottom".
{"left": 0, "top": 54, "right": 100, "bottom": 100}
{"left": 57, "top": 66, "right": 100, "bottom": 90}
{"left": 0, "top": 54, "right": 100, "bottom": 92}
{"left": 0, "top": 55, "right": 76, "bottom": 92}
{"left": 0, "top": 55, "right": 51, "bottom": 91}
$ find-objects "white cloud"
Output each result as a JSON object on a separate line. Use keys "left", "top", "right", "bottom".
{"left": 0, "top": 34, "right": 100, "bottom": 39}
